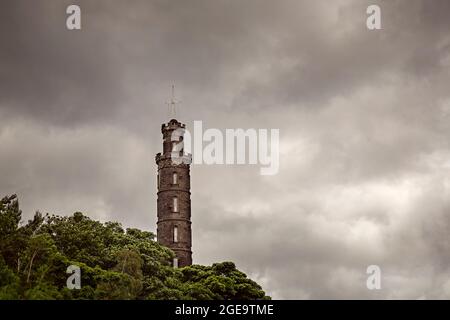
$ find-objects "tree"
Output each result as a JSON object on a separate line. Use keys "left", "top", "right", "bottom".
{"left": 0, "top": 195, "right": 22, "bottom": 268}
{"left": 21, "top": 234, "right": 59, "bottom": 284}
{"left": 0, "top": 256, "right": 19, "bottom": 299}
{"left": 0, "top": 195, "right": 270, "bottom": 300}
{"left": 176, "top": 262, "right": 269, "bottom": 300}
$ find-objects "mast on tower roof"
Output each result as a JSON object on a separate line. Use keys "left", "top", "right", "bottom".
{"left": 166, "top": 84, "right": 180, "bottom": 119}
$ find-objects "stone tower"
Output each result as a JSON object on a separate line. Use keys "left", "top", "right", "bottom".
{"left": 155, "top": 119, "right": 192, "bottom": 267}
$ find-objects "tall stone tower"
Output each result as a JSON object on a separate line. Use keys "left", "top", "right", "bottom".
{"left": 155, "top": 119, "right": 192, "bottom": 267}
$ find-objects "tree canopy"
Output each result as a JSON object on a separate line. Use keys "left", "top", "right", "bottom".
{"left": 0, "top": 194, "right": 269, "bottom": 300}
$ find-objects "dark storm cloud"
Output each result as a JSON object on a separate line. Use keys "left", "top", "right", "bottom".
{"left": 231, "top": 0, "right": 450, "bottom": 110}
{"left": 0, "top": 1, "right": 129, "bottom": 126}
{"left": 1, "top": 0, "right": 450, "bottom": 299}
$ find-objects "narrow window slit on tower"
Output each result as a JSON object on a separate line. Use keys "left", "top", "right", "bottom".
{"left": 173, "top": 197, "right": 178, "bottom": 212}
{"left": 173, "top": 226, "right": 178, "bottom": 243}
{"left": 173, "top": 172, "right": 178, "bottom": 184}
{"left": 173, "top": 258, "right": 178, "bottom": 268}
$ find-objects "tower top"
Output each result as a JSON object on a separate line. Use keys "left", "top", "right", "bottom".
{"left": 166, "top": 84, "right": 180, "bottom": 118}
{"left": 161, "top": 118, "right": 186, "bottom": 133}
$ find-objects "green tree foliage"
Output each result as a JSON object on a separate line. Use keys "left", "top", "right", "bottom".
{"left": 0, "top": 195, "right": 269, "bottom": 300}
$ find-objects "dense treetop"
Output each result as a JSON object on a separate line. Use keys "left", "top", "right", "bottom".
{"left": 0, "top": 195, "right": 269, "bottom": 300}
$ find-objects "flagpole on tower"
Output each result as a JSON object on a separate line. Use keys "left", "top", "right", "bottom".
{"left": 166, "top": 84, "right": 180, "bottom": 119}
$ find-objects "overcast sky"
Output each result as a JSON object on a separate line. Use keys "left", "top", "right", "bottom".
{"left": 1, "top": 0, "right": 450, "bottom": 299}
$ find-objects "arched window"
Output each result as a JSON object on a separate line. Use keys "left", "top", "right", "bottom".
{"left": 173, "top": 197, "right": 178, "bottom": 212}
{"left": 173, "top": 226, "right": 178, "bottom": 243}
{"left": 173, "top": 172, "right": 178, "bottom": 184}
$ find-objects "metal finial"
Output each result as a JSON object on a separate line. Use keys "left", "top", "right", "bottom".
{"left": 166, "top": 84, "right": 180, "bottom": 118}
